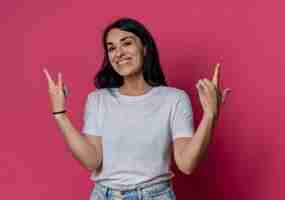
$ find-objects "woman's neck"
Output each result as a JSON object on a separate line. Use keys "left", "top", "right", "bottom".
{"left": 119, "top": 83, "right": 152, "bottom": 96}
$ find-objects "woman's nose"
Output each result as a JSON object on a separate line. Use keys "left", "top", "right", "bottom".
{"left": 115, "top": 46, "right": 125, "bottom": 58}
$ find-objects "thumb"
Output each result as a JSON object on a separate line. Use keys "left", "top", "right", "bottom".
{"left": 63, "top": 84, "right": 69, "bottom": 97}
{"left": 221, "top": 88, "right": 232, "bottom": 104}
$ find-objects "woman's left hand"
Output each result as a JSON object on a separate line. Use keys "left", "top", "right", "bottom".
{"left": 196, "top": 63, "right": 232, "bottom": 119}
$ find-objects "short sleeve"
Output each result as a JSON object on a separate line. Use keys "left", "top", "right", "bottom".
{"left": 81, "top": 92, "right": 102, "bottom": 136}
{"left": 170, "top": 91, "right": 194, "bottom": 140}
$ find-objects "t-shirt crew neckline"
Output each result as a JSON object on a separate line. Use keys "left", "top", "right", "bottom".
{"left": 113, "top": 86, "right": 160, "bottom": 102}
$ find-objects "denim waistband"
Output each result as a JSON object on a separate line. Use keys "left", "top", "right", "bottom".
{"left": 94, "top": 172, "right": 174, "bottom": 191}
{"left": 95, "top": 179, "right": 173, "bottom": 198}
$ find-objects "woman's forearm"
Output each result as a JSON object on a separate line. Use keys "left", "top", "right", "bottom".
{"left": 53, "top": 114, "right": 100, "bottom": 171}
{"left": 181, "top": 114, "right": 216, "bottom": 174}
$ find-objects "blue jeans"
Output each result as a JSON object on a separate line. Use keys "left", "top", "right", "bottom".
{"left": 90, "top": 180, "right": 176, "bottom": 200}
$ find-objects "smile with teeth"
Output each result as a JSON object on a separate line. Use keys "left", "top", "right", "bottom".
{"left": 118, "top": 58, "right": 131, "bottom": 64}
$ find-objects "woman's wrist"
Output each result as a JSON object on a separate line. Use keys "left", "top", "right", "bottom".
{"left": 53, "top": 110, "right": 67, "bottom": 120}
{"left": 52, "top": 110, "right": 66, "bottom": 115}
{"left": 53, "top": 113, "right": 67, "bottom": 121}
{"left": 203, "top": 112, "right": 217, "bottom": 120}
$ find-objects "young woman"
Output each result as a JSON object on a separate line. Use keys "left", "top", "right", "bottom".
{"left": 43, "top": 18, "right": 230, "bottom": 200}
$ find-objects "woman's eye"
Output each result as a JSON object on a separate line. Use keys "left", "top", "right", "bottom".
{"left": 123, "top": 41, "right": 132, "bottom": 46}
{"left": 108, "top": 41, "right": 131, "bottom": 52}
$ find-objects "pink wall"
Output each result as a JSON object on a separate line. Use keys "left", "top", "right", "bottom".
{"left": 1, "top": 0, "right": 284, "bottom": 199}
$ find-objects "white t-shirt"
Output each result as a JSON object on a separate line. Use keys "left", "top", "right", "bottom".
{"left": 81, "top": 86, "right": 194, "bottom": 189}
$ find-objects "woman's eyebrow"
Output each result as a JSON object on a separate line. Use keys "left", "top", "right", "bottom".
{"left": 106, "top": 36, "right": 135, "bottom": 46}
{"left": 120, "top": 36, "right": 135, "bottom": 42}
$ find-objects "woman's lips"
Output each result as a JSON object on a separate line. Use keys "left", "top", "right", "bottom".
{"left": 117, "top": 57, "right": 131, "bottom": 64}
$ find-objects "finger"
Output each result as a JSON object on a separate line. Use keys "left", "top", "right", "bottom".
{"left": 204, "top": 78, "right": 220, "bottom": 103}
{"left": 58, "top": 72, "right": 63, "bottom": 89}
{"left": 199, "top": 80, "right": 211, "bottom": 95}
{"left": 203, "top": 79, "right": 221, "bottom": 104}
{"left": 221, "top": 88, "right": 232, "bottom": 104}
{"left": 212, "top": 63, "right": 221, "bottom": 88}
{"left": 63, "top": 84, "right": 69, "bottom": 97}
{"left": 196, "top": 81, "right": 205, "bottom": 100}
{"left": 43, "top": 68, "right": 55, "bottom": 88}
{"left": 196, "top": 80, "right": 204, "bottom": 94}
{"left": 203, "top": 78, "right": 215, "bottom": 91}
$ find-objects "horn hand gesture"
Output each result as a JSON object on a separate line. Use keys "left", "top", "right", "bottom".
{"left": 196, "top": 63, "right": 231, "bottom": 119}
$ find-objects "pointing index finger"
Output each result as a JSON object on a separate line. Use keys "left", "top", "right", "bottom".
{"left": 212, "top": 63, "right": 221, "bottom": 87}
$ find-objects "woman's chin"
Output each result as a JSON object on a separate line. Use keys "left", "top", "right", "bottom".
{"left": 116, "top": 67, "right": 137, "bottom": 76}
{"left": 119, "top": 71, "right": 134, "bottom": 77}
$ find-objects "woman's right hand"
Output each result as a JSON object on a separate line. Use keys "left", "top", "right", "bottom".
{"left": 43, "top": 68, "right": 67, "bottom": 113}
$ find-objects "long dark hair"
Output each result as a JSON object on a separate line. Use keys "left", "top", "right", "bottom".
{"left": 94, "top": 17, "right": 168, "bottom": 89}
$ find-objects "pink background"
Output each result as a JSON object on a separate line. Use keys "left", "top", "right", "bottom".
{"left": 1, "top": 0, "right": 284, "bottom": 199}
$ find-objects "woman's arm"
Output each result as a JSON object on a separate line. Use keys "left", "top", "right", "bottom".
{"left": 43, "top": 68, "right": 101, "bottom": 171}
{"left": 175, "top": 63, "right": 230, "bottom": 174}
{"left": 175, "top": 114, "right": 215, "bottom": 174}
{"left": 54, "top": 113, "right": 101, "bottom": 171}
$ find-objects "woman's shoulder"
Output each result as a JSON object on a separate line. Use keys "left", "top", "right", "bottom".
{"left": 85, "top": 88, "right": 108, "bottom": 99}
{"left": 159, "top": 86, "right": 189, "bottom": 98}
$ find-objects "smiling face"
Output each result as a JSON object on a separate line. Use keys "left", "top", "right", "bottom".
{"left": 106, "top": 28, "right": 146, "bottom": 77}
